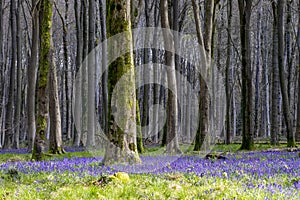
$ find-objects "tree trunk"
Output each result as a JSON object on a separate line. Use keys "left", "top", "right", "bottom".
{"left": 271, "top": 2, "right": 280, "bottom": 145}
{"left": 63, "top": 0, "right": 70, "bottom": 141}
{"left": 87, "top": 0, "right": 95, "bottom": 147}
{"left": 48, "top": 44, "right": 64, "bottom": 154}
{"left": 191, "top": 0, "right": 216, "bottom": 151}
{"left": 296, "top": 0, "right": 300, "bottom": 143}
{"left": 99, "top": 0, "right": 108, "bottom": 136}
{"left": 277, "top": 0, "right": 295, "bottom": 147}
{"left": 225, "top": 0, "right": 232, "bottom": 145}
{"left": 238, "top": 0, "right": 254, "bottom": 150}
{"left": 102, "top": 0, "right": 141, "bottom": 165}
{"left": 160, "top": 0, "right": 181, "bottom": 154}
{"left": 14, "top": 0, "right": 23, "bottom": 149}
{"left": 81, "top": 0, "right": 88, "bottom": 146}
{"left": 73, "top": 0, "right": 82, "bottom": 147}
{"left": 254, "top": 7, "right": 262, "bottom": 139}
{"left": 27, "top": 0, "right": 39, "bottom": 152}
{"left": 32, "top": 0, "right": 53, "bottom": 161}
{"left": 4, "top": 0, "right": 17, "bottom": 149}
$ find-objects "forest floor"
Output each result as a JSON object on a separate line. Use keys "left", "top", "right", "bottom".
{"left": 0, "top": 144, "right": 299, "bottom": 199}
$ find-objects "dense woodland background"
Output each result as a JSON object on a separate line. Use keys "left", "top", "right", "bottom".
{"left": 0, "top": 0, "right": 300, "bottom": 162}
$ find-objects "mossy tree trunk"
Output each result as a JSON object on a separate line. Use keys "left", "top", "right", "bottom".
{"left": 32, "top": 0, "right": 51, "bottom": 160}
{"left": 32, "top": 0, "right": 64, "bottom": 160}
{"left": 102, "top": 0, "right": 141, "bottom": 165}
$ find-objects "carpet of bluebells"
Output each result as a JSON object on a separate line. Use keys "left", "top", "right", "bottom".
{"left": 0, "top": 149, "right": 299, "bottom": 199}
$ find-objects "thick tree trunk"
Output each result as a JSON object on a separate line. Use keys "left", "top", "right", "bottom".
{"left": 102, "top": 0, "right": 141, "bottom": 165}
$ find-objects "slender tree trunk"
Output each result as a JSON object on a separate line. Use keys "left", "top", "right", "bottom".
{"left": 238, "top": 0, "right": 254, "bottom": 150}
{"left": 32, "top": 0, "right": 53, "bottom": 160}
{"left": 271, "top": 2, "right": 280, "bottom": 145}
{"left": 160, "top": 0, "right": 181, "bottom": 154}
{"left": 254, "top": 7, "right": 262, "bottom": 139}
{"left": 296, "top": 0, "right": 300, "bottom": 143}
{"left": 63, "top": 0, "right": 70, "bottom": 140}
{"left": 262, "top": 9, "right": 271, "bottom": 138}
{"left": 4, "top": 0, "right": 17, "bottom": 149}
{"left": 277, "top": 0, "right": 295, "bottom": 147}
{"left": 14, "top": 0, "right": 23, "bottom": 149}
{"left": 73, "top": 0, "right": 82, "bottom": 147}
{"left": 0, "top": 0, "right": 3, "bottom": 83}
{"left": 99, "top": 0, "right": 108, "bottom": 136}
{"left": 87, "top": 0, "right": 95, "bottom": 147}
{"left": 191, "top": 0, "right": 215, "bottom": 151}
{"left": 27, "top": 0, "right": 39, "bottom": 152}
{"left": 49, "top": 42, "right": 64, "bottom": 154}
{"left": 81, "top": 0, "right": 88, "bottom": 146}
{"left": 225, "top": 0, "right": 232, "bottom": 145}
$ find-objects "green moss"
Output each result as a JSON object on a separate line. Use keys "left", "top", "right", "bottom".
{"left": 134, "top": 8, "right": 138, "bottom": 17}
{"left": 129, "top": 143, "right": 136, "bottom": 152}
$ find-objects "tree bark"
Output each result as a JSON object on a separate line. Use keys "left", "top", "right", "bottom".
{"left": 4, "top": 0, "right": 17, "bottom": 149}
{"left": 99, "top": 0, "right": 108, "bottom": 137}
{"left": 48, "top": 43, "right": 64, "bottom": 154}
{"left": 14, "top": 0, "right": 23, "bottom": 149}
{"left": 87, "top": 0, "right": 95, "bottom": 147}
{"left": 73, "top": 0, "right": 83, "bottom": 147}
{"left": 160, "top": 0, "right": 181, "bottom": 154}
{"left": 238, "top": 0, "right": 254, "bottom": 150}
{"left": 191, "top": 0, "right": 216, "bottom": 151}
{"left": 296, "top": 0, "right": 300, "bottom": 143}
{"left": 277, "top": 0, "right": 295, "bottom": 147}
{"left": 102, "top": 0, "right": 141, "bottom": 165}
{"left": 27, "top": 0, "right": 39, "bottom": 152}
{"left": 271, "top": 1, "right": 280, "bottom": 145}
{"left": 225, "top": 0, "right": 232, "bottom": 145}
{"left": 32, "top": 0, "right": 53, "bottom": 160}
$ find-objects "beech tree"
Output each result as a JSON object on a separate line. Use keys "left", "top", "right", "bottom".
{"left": 102, "top": 0, "right": 141, "bottom": 165}
{"left": 27, "top": 0, "right": 39, "bottom": 152}
{"left": 32, "top": 0, "right": 64, "bottom": 160}
{"left": 238, "top": 0, "right": 254, "bottom": 150}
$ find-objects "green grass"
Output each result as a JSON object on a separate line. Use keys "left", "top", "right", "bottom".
{"left": 0, "top": 171, "right": 296, "bottom": 200}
